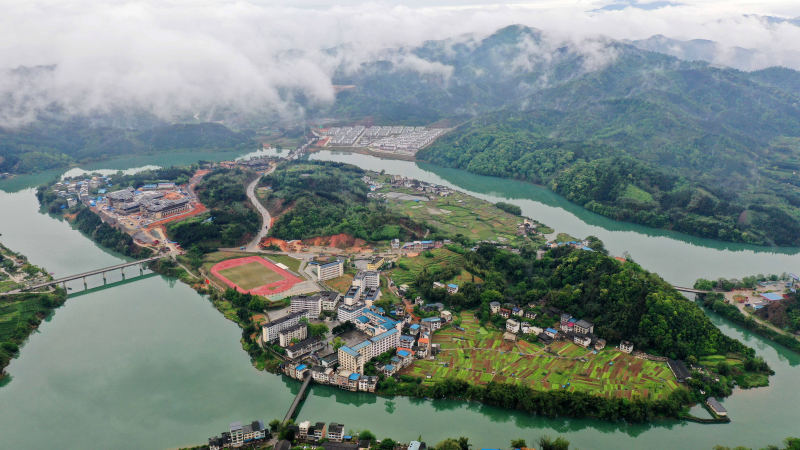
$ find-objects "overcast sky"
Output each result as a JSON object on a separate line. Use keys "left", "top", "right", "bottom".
{"left": 1, "top": 0, "right": 799, "bottom": 126}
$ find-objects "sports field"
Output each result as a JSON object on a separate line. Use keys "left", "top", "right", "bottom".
{"left": 403, "top": 312, "right": 681, "bottom": 400}
{"left": 210, "top": 256, "right": 302, "bottom": 296}
{"left": 217, "top": 261, "right": 284, "bottom": 290}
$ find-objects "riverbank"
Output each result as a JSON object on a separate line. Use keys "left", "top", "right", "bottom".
{"left": 47, "top": 161, "right": 774, "bottom": 426}
{"left": 3, "top": 154, "right": 800, "bottom": 449}
{"left": 0, "top": 243, "right": 66, "bottom": 380}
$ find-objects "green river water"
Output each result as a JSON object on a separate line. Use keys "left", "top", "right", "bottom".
{"left": 0, "top": 149, "right": 799, "bottom": 449}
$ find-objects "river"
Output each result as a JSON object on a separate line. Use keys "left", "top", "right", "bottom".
{"left": 0, "top": 149, "right": 799, "bottom": 449}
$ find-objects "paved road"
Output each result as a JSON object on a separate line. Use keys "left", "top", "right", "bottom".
{"left": 245, "top": 166, "right": 275, "bottom": 251}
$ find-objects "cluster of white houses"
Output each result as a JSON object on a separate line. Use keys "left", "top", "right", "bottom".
{"left": 208, "top": 420, "right": 268, "bottom": 449}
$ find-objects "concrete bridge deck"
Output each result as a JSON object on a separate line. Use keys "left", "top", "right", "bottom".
{"left": 23, "top": 256, "right": 164, "bottom": 291}
{"left": 284, "top": 373, "right": 312, "bottom": 423}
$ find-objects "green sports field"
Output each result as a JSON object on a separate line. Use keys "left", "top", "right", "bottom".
{"left": 217, "top": 262, "right": 283, "bottom": 291}
{"left": 403, "top": 312, "right": 682, "bottom": 400}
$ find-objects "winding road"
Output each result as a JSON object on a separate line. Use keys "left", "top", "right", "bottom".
{"left": 245, "top": 166, "right": 275, "bottom": 251}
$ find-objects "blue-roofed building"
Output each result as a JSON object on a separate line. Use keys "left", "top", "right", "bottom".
{"left": 348, "top": 373, "right": 360, "bottom": 381}
{"left": 761, "top": 292, "right": 784, "bottom": 302}
{"left": 545, "top": 328, "right": 558, "bottom": 338}
{"left": 381, "top": 364, "right": 397, "bottom": 375}
{"left": 356, "top": 316, "right": 369, "bottom": 324}
{"left": 421, "top": 316, "right": 442, "bottom": 331}
{"left": 397, "top": 349, "right": 411, "bottom": 358}
{"left": 339, "top": 327, "right": 400, "bottom": 374}
{"left": 409, "top": 324, "right": 421, "bottom": 334}
{"left": 399, "top": 335, "right": 415, "bottom": 348}
{"left": 446, "top": 283, "right": 459, "bottom": 294}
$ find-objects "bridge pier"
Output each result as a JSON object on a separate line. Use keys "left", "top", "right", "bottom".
{"left": 102, "top": 272, "right": 107, "bottom": 284}
{"left": 121, "top": 267, "right": 125, "bottom": 280}
{"left": 83, "top": 276, "right": 87, "bottom": 290}
{"left": 139, "top": 263, "right": 143, "bottom": 276}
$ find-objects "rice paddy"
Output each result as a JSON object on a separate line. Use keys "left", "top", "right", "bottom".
{"left": 403, "top": 312, "right": 682, "bottom": 400}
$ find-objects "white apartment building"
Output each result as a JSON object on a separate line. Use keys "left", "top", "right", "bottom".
{"left": 278, "top": 323, "right": 308, "bottom": 347}
{"left": 290, "top": 294, "right": 323, "bottom": 316}
{"left": 352, "top": 270, "right": 380, "bottom": 290}
{"left": 310, "top": 259, "right": 344, "bottom": 281}
{"left": 262, "top": 310, "right": 312, "bottom": 342}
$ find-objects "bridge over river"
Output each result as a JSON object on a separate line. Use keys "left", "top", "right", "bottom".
{"left": 22, "top": 255, "right": 165, "bottom": 291}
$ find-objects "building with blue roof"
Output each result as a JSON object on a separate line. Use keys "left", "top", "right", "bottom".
{"left": 338, "top": 327, "right": 400, "bottom": 374}
{"left": 397, "top": 349, "right": 411, "bottom": 358}
{"left": 761, "top": 292, "right": 784, "bottom": 302}
{"left": 348, "top": 373, "right": 360, "bottom": 381}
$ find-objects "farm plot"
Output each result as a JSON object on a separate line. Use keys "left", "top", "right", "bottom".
{"left": 403, "top": 312, "right": 681, "bottom": 400}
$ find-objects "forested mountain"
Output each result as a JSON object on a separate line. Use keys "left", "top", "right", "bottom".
{"left": 0, "top": 120, "right": 254, "bottom": 173}
{"left": 393, "top": 25, "right": 800, "bottom": 245}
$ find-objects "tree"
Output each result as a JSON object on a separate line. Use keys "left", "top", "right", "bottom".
{"left": 457, "top": 436, "right": 470, "bottom": 450}
{"left": 358, "top": 430, "right": 376, "bottom": 443}
{"left": 268, "top": 419, "right": 280, "bottom": 432}
{"left": 510, "top": 439, "right": 527, "bottom": 449}
{"left": 378, "top": 439, "right": 397, "bottom": 450}
{"left": 308, "top": 322, "right": 329, "bottom": 338}
{"left": 333, "top": 337, "right": 345, "bottom": 351}
{"left": 539, "top": 436, "right": 569, "bottom": 450}
{"left": 435, "top": 439, "right": 462, "bottom": 450}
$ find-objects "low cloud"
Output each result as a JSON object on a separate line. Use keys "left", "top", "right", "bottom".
{"left": 1, "top": 1, "right": 800, "bottom": 127}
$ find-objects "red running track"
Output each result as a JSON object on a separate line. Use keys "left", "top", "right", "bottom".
{"left": 210, "top": 256, "right": 303, "bottom": 296}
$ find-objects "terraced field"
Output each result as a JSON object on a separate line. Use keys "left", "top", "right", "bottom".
{"left": 403, "top": 312, "right": 682, "bottom": 400}
{"left": 390, "top": 248, "right": 474, "bottom": 286}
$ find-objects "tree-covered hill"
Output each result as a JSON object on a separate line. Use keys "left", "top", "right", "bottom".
{"left": 410, "top": 28, "right": 800, "bottom": 245}
{"left": 0, "top": 120, "right": 254, "bottom": 173}
{"left": 262, "top": 161, "right": 426, "bottom": 242}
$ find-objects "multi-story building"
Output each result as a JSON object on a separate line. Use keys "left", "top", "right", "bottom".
{"left": 366, "top": 257, "right": 385, "bottom": 271}
{"left": 489, "top": 301, "right": 501, "bottom": 314}
{"left": 278, "top": 323, "right": 308, "bottom": 347}
{"left": 327, "top": 423, "right": 345, "bottom": 442}
{"left": 309, "top": 259, "right": 344, "bottom": 281}
{"left": 143, "top": 198, "right": 191, "bottom": 219}
{"left": 338, "top": 346, "right": 364, "bottom": 373}
{"left": 362, "top": 287, "right": 381, "bottom": 306}
{"left": 337, "top": 302, "right": 366, "bottom": 323}
{"left": 353, "top": 306, "right": 402, "bottom": 336}
{"left": 506, "top": 319, "right": 520, "bottom": 333}
{"left": 620, "top": 340, "right": 634, "bottom": 353}
{"left": 421, "top": 316, "right": 442, "bottom": 332}
{"left": 262, "top": 310, "right": 312, "bottom": 342}
{"left": 209, "top": 420, "right": 268, "bottom": 449}
{"left": 352, "top": 270, "right": 380, "bottom": 290}
{"left": 343, "top": 286, "right": 362, "bottom": 305}
{"left": 575, "top": 319, "right": 594, "bottom": 335}
{"left": 285, "top": 337, "right": 326, "bottom": 359}
{"left": 337, "top": 328, "right": 400, "bottom": 374}
{"left": 291, "top": 294, "right": 323, "bottom": 316}
{"left": 319, "top": 291, "right": 341, "bottom": 311}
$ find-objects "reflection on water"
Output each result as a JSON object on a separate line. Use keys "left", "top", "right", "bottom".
{"left": 310, "top": 150, "right": 800, "bottom": 286}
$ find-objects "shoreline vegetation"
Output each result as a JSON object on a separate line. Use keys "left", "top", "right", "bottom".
{"left": 32, "top": 160, "right": 773, "bottom": 424}
{"left": 694, "top": 276, "right": 800, "bottom": 354}
{"left": 0, "top": 243, "right": 67, "bottom": 380}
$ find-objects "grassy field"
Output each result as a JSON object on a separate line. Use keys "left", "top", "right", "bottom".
{"left": 266, "top": 254, "right": 302, "bottom": 273}
{"left": 403, "top": 312, "right": 681, "bottom": 400}
{"left": 217, "top": 262, "right": 284, "bottom": 291}
{"left": 390, "top": 248, "right": 475, "bottom": 286}
{"left": 381, "top": 186, "right": 524, "bottom": 243}
{"left": 0, "top": 280, "right": 20, "bottom": 293}
{"left": 327, "top": 273, "right": 355, "bottom": 294}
